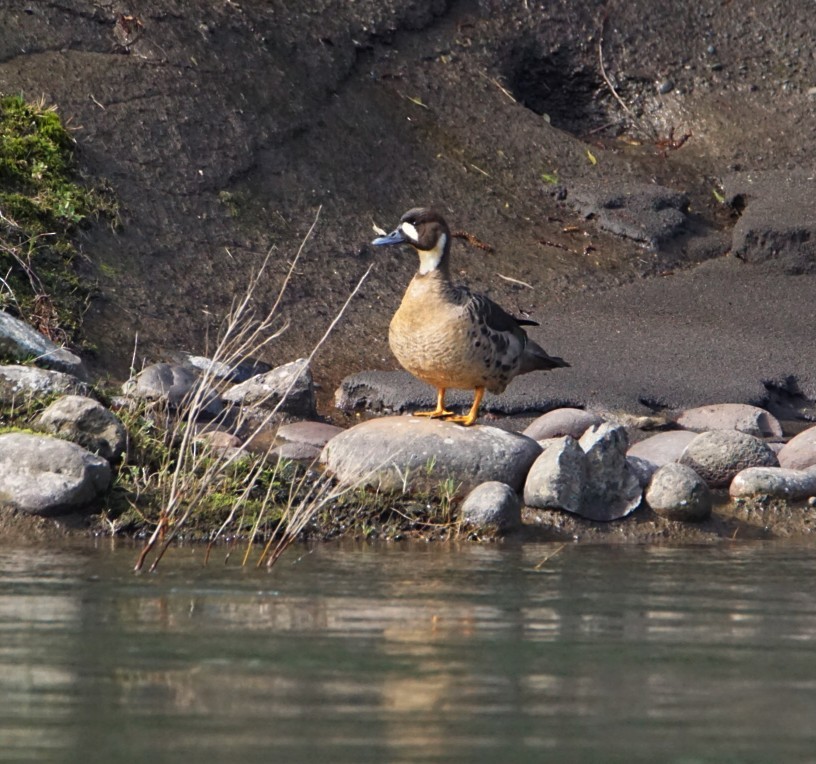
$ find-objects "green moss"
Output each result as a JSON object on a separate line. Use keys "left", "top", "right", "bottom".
{"left": 0, "top": 94, "right": 117, "bottom": 343}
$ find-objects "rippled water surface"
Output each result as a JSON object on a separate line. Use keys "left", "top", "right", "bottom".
{"left": 2, "top": 539, "right": 816, "bottom": 763}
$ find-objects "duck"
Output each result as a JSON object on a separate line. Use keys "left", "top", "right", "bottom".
{"left": 371, "top": 207, "right": 569, "bottom": 426}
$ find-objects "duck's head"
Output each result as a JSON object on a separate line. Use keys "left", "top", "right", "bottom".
{"left": 372, "top": 207, "right": 451, "bottom": 275}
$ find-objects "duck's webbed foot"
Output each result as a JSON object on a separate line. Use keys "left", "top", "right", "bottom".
{"left": 443, "top": 387, "right": 484, "bottom": 427}
{"left": 412, "top": 388, "right": 455, "bottom": 419}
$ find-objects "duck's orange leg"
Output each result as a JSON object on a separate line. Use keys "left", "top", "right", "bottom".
{"left": 445, "top": 387, "right": 484, "bottom": 427}
{"left": 413, "top": 387, "right": 455, "bottom": 419}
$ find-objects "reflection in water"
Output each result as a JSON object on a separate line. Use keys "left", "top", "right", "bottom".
{"left": 1, "top": 541, "right": 816, "bottom": 763}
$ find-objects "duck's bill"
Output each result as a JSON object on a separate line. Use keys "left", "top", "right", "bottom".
{"left": 371, "top": 228, "right": 407, "bottom": 246}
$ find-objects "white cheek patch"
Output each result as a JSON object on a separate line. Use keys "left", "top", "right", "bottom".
{"left": 400, "top": 221, "right": 419, "bottom": 241}
{"left": 418, "top": 233, "right": 446, "bottom": 275}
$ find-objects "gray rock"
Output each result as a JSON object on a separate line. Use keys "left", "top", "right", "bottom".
{"left": 578, "top": 423, "right": 643, "bottom": 520}
{"left": 0, "top": 433, "right": 111, "bottom": 516}
{"left": 523, "top": 408, "right": 604, "bottom": 441}
{"left": 334, "top": 370, "right": 572, "bottom": 417}
{"left": 723, "top": 170, "right": 816, "bottom": 273}
{"left": 271, "top": 441, "right": 322, "bottom": 462}
{"left": 36, "top": 395, "right": 127, "bottom": 462}
{"left": 730, "top": 466, "right": 816, "bottom": 501}
{"left": 657, "top": 78, "right": 675, "bottom": 94}
{"left": 320, "top": 416, "right": 542, "bottom": 493}
{"left": 0, "top": 310, "right": 87, "bottom": 378}
{"left": 268, "top": 421, "right": 344, "bottom": 463}
{"left": 627, "top": 455, "right": 659, "bottom": 487}
{"left": 676, "top": 403, "right": 783, "bottom": 438}
{"left": 523, "top": 436, "right": 585, "bottom": 514}
{"left": 628, "top": 429, "right": 698, "bottom": 467}
{"left": 122, "top": 362, "right": 223, "bottom": 416}
{"left": 460, "top": 481, "right": 521, "bottom": 531}
{"left": 224, "top": 358, "right": 316, "bottom": 418}
{"left": 0, "top": 365, "right": 89, "bottom": 405}
{"left": 679, "top": 430, "right": 779, "bottom": 488}
{"left": 569, "top": 181, "right": 689, "bottom": 249}
{"left": 276, "top": 421, "right": 344, "bottom": 449}
{"left": 646, "top": 463, "right": 712, "bottom": 522}
{"left": 167, "top": 350, "right": 272, "bottom": 383}
{"left": 777, "top": 425, "right": 816, "bottom": 471}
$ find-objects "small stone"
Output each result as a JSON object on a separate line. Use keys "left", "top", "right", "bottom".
{"left": 523, "top": 408, "right": 604, "bottom": 441}
{"left": 168, "top": 351, "right": 272, "bottom": 383}
{"left": 460, "top": 481, "right": 521, "bottom": 531}
{"left": 706, "top": 44, "right": 717, "bottom": 55}
{"left": 36, "top": 395, "right": 127, "bottom": 463}
{"left": 777, "top": 425, "right": 816, "bottom": 471}
{"left": 276, "top": 421, "right": 344, "bottom": 449}
{"left": 730, "top": 467, "right": 816, "bottom": 501}
{"left": 657, "top": 78, "right": 675, "bottom": 94}
{"left": 224, "top": 358, "right": 316, "bottom": 418}
{"left": 122, "top": 362, "right": 223, "bottom": 416}
{"left": 646, "top": 463, "right": 712, "bottom": 522}
{"left": 808, "top": 496, "right": 816, "bottom": 508}
{"left": 271, "top": 441, "right": 322, "bottom": 462}
{"left": 679, "top": 430, "right": 779, "bottom": 488}
{"left": 524, "top": 436, "right": 585, "bottom": 514}
{"left": 676, "top": 403, "right": 782, "bottom": 438}
{"left": 627, "top": 455, "right": 658, "bottom": 487}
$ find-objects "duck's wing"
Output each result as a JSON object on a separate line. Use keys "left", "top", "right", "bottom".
{"left": 453, "top": 286, "right": 569, "bottom": 371}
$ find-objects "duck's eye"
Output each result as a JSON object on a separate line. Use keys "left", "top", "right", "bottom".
{"left": 400, "top": 221, "right": 419, "bottom": 241}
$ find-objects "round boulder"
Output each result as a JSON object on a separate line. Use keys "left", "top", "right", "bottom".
{"left": 777, "top": 425, "right": 816, "bottom": 471}
{"left": 36, "top": 395, "right": 127, "bottom": 462}
{"left": 460, "top": 481, "right": 521, "bottom": 531}
{"left": 320, "top": 416, "right": 541, "bottom": 494}
{"left": 678, "top": 430, "right": 779, "bottom": 488}
{"left": 0, "top": 433, "right": 111, "bottom": 516}
{"left": 646, "top": 463, "right": 712, "bottom": 521}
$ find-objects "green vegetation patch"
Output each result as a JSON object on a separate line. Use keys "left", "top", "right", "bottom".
{"left": 0, "top": 94, "right": 116, "bottom": 343}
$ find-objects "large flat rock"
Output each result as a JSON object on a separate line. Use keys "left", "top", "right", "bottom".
{"left": 320, "top": 416, "right": 542, "bottom": 493}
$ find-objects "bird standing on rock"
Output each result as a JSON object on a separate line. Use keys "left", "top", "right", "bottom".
{"left": 371, "top": 207, "right": 569, "bottom": 426}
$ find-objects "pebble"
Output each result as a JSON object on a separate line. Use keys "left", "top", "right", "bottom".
{"left": 523, "top": 407, "right": 604, "bottom": 441}
{"left": 460, "top": 482, "right": 521, "bottom": 531}
{"left": 646, "top": 463, "right": 712, "bottom": 522}
{"left": 657, "top": 78, "right": 675, "bottom": 94}
{"left": 676, "top": 402, "right": 782, "bottom": 438}
{"left": 730, "top": 466, "right": 816, "bottom": 501}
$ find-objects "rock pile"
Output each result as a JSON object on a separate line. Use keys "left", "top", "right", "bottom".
{"left": 3, "top": 307, "right": 816, "bottom": 535}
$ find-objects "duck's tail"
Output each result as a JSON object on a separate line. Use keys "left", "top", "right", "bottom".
{"left": 521, "top": 338, "right": 570, "bottom": 373}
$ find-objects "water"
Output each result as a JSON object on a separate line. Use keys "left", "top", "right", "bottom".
{"left": 2, "top": 540, "right": 816, "bottom": 764}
